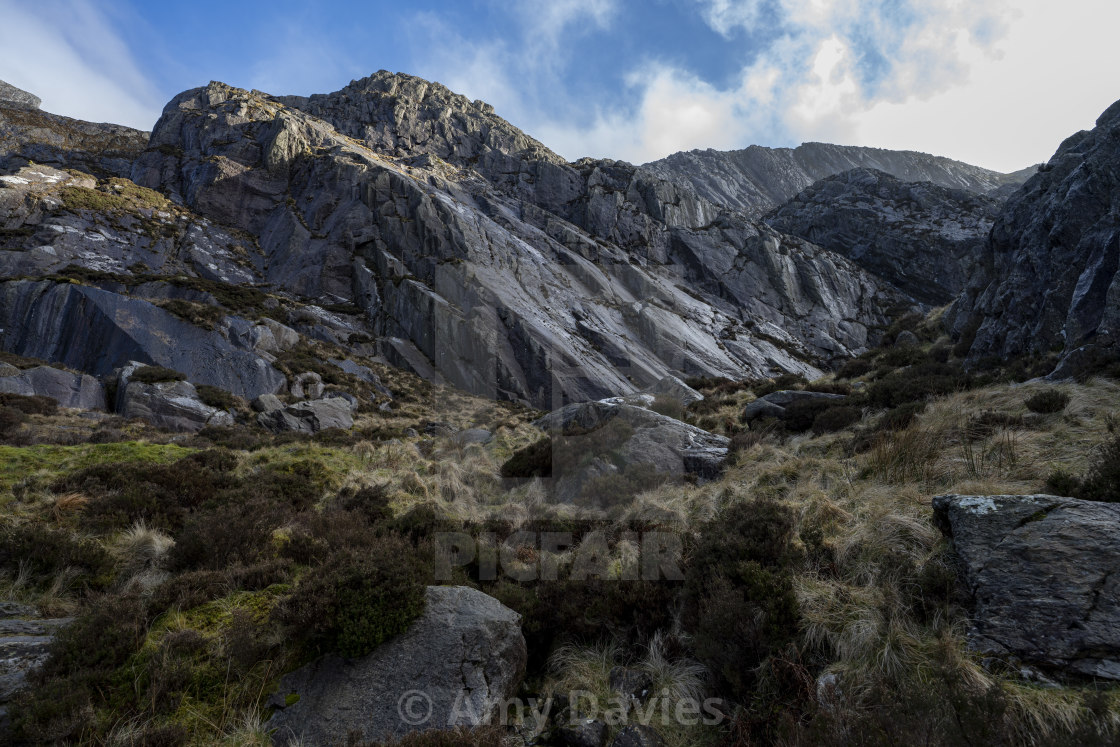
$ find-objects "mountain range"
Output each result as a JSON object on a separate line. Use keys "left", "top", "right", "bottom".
{"left": 1, "top": 71, "right": 1116, "bottom": 412}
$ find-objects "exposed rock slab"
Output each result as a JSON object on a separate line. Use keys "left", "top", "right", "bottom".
{"left": 0, "top": 365, "right": 105, "bottom": 409}
{"left": 267, "top": 585, "right": 526, "bottom": 745}
{"left": 933, "top": 494, "right": 1120, "bottom": 680}
{"left": 0, "top": 280, "right": 285, "bottom": 399}
{"left": 257, "top": 396, "right": 354, "bottom": 433}
{"left": 0, "top": 603, "right": 71, "bottom": 729}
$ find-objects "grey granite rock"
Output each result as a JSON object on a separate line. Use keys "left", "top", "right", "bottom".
{"left": 534, "top": 400, "right": 729, "bottom": 500}
{"left": 267, "top": 586, "right": 526, "bottom": 745}
{"left": 290, "top": 371, "right": 323, "bottom": 400}
{"left": 0, "top": 365, "right": 105, "bottom": 409}
{"left": 933, "top": 494, "right": 1120, "bottom": 680}
{"left": 0, "top": 603, "right": 70, "bottom": 731}
{"left": 0, "top": 280, "right": 285, "bottom": 399}
{"left": 765, "top": 168, "right": 1000, "bottom": 305}
{"left": 643, "top": 141, "right": 1033, "bottom": 219}
{"left": 251, "top": 393, "right": 284, "bottom": 413}
{"left": 947, "top": 98, "right": 1120, "bottom": 369}
{"left": 642, "top": 375, "right": 703, "bottom": 406}
{"left": 0, "top": 81, "right": 40, "bottom": 110}
{"left": 257, "top": 397, "right": 353, "bottom": 433}
{"left": 132, "top": 76, "right": 910, "bottom": 408}
{"left": 119, "top": 375, "right": 233, "bottom": 433}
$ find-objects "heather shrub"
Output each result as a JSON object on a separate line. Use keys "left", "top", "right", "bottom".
{"left": 0, "top": 393, "right": 58, "bottom": 415}
{"left": 1025, "top": 388, "right": 1070, "bottom": 414}
{"left": 649, "top": 393, "right": 685, "bottom": 420}
{"left": 811, "top": 404, "right": 862, "bottom": 434}
{"left": 129, "top": 366, "right": 186, "bottom": 384}
{"left": 274, "top": 536, "right": 428, "bottom": 657}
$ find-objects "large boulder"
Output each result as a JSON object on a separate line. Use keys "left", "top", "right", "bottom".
{"left": 741, "top": 389, "right": 846, "bottom": 421}
{"left": 257, "top": 396, "right": 354, "bottom": 434}
{"left": 0, "top": 280, "right": 285, "bottom": 399}
{"left": 933, "top": 494, "right": 1120, "bottom": 680}
{"left": 642, "top": 375, "right": 703, "bottom": 407}
{"left": 117, "top": 363, "right": 234, "bottom": 433}
{"left": 267, "top": 586, "right": 526, "bottom": 745}
{"left": 0, "top": 365, "right": 105, "bottom": 409}
{"left": 533, "top": 401, "right": 729, "bottom": 502}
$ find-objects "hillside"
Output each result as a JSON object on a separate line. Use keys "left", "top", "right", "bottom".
{"left": 642, "top": 142, "right": 1035, "bottom": 219}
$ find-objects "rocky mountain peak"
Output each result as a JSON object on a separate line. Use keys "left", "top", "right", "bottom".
{"left": 274, "top": 70, "right": 567, "bottom": 171}
{"left": 0, "top": 80, "right": 40, "bottom": 110}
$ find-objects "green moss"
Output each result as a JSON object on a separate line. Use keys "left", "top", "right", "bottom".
{"left": 59, "top": 186, "right": 131, "bottom": 212}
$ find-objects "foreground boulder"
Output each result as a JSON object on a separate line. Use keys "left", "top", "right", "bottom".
{"left": 0, "top": 603, "right": 71, "bottom": 730}
{"left": 933, "top": 494, "right": 1120, "bottom": 680}
{"left": 532, "top": 401, "right": 729, "bottom": 502}
{"left": 0, "top": 364, "right": 105, "bottom": 409}
{"left": 741, "top": 390, "right": 846, "bottom": 421}
{"left": 268, "top": 586, "right": 526, "bottom": 745}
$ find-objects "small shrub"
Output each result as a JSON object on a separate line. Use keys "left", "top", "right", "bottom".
{"left": 1076, "top": 433, "right": 1120, "bottom": 502}
{"left": 811, "top": 405, "right": 862, "bottom": 434}
{"left": 836, "top": 357, "right": 874, "bottom": 380}
{"left": 0, "top": 393, "right": 58, "bottom": 415}
{"left": 274, "top": 536, "right": 427, "bottom": 657}
{"left": 753, "top": 374, "right": 807, "bottom": 398}
{"left": 0, "top": 406, "right": 27, "bottom": 435}
{"left": 780, "top": 398, "right": 834, "bottom": 433}
{"left": 500, "top": 437, "right": 552, "bottom": 478}
{"left": 579, "top": 462, "right": 675, "bottom": 505}
{"left": 878, "top": 402, "right": 926, "bottom": 432}
{"left": 649, "top": 393, "right": 684, "bottom": 420}
{"left": 0, "top": 524, "right": 114, "bottom": 590}
{"left": 157, "top": 299, "right": 224, "bottom": 330}
{"left": 1024, "top": 389, "right": 1070, "bottom": 414}
{"left": 1045, "top": 468, "right": 1082, "bottom": 497}
{"left": 195, "top": 384, "right": 238, "bottom": 411}
{"left": 129, "top": 366, "right": 186, "bottom": 385}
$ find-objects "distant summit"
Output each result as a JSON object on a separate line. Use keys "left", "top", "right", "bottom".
{"left": 642, "top": 142, "right": 1035, "bottom": 218}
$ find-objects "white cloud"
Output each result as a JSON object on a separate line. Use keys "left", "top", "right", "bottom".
{"left": 0, "top": 0, "right": 163, "bottom": 130}
{"left": 533, "top": 0, "right": 1120, "bottom": 171}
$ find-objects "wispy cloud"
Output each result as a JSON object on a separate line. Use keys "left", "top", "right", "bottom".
{"left": 0, "top": 0, "right": 163, "bottom": 130}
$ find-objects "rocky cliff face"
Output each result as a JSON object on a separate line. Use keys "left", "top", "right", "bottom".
{"left": 766, "top": 168, "right": 1000, "bottom": 306}
{"left": 642, "top": 142, "right": 1033, "bottom": 219}
{"left": 947, "top": 100, "right": 1120, "bottom": 369}
{"left": 122, "top": 73, "right": 910, "bottom": 407}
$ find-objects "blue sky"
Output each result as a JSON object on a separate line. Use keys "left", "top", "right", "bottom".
{"left": 2, "top": 0, "right": 1119, "bottom": 172}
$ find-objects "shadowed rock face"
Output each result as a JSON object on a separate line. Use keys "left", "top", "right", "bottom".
{"left": 934, "top": 494, "right": 1120, "bottom": 680}
{"left": 642, "top": 142, "right": 1033, "bottom": 219}
{"left": 130, "top": 74, "right": 910, "bottom": 408}
{"left": 766, "top": 168, "right": 1000, "bottom": 306}
{"left": 947, "top": 99, "right": 1120, "bottom": 370}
